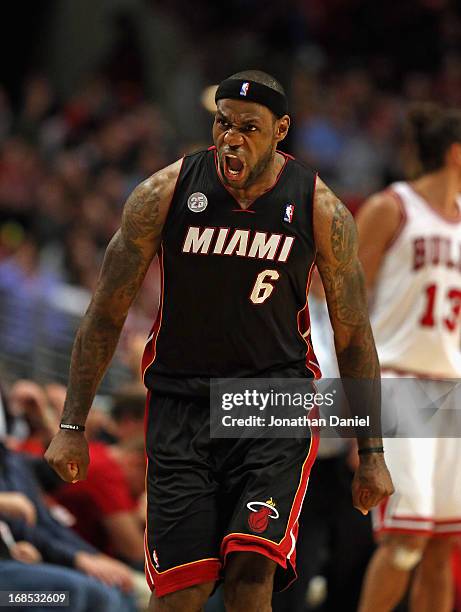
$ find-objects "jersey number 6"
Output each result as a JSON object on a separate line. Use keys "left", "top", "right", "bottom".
{"left": 250, "top": 269, "right": 280, "bottom": 305}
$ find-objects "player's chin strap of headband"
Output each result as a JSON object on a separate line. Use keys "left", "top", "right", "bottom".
{"left": 215, "top": 79, "right": 288, "bottom": 118}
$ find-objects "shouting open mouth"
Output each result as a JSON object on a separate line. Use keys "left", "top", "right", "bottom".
{"left": 222, "top": 153, "right": 246, "bottom": 183}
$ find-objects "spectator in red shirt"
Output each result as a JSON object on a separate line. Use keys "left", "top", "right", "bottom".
{"left": 54, "top": 436, "right": 145, "bottom": 569}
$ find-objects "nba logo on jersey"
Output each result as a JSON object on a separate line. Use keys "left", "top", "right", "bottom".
{"left": 283, "top": 203, "right": 295, "bottom": 223}
{"left": 240, "top": 82, "right": 250, "bottom": 96}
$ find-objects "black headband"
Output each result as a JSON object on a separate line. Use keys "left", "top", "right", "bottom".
{"left": 215, "top": 78, "right": 288, "bottom": 118}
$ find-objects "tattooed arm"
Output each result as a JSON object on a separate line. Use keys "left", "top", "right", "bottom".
{"left": 313, "top": 178, "right": 394, "bottom": 513}
{"left": 45, "top": 160, "right": 182, "bottom": 482}
{"left": 314, "top": 178, "right": 378, "bottom": 380}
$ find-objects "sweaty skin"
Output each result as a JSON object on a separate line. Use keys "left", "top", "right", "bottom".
{"left": 44, "top": 98, "right": 393, "bottom": 612}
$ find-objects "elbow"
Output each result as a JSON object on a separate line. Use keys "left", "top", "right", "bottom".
{"left": 334, "top": 327, "right": 380, "bottom": 378}
{"left": 81, "top": 303, "right": 126, "bottom": 335}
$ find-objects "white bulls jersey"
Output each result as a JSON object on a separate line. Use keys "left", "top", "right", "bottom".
{"left": 370, "top": 181, "right": 461, "bottom": 378}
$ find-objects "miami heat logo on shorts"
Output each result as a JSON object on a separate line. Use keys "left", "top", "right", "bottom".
{"left": 247, "top": 497, "right": 279, "bottom": 533}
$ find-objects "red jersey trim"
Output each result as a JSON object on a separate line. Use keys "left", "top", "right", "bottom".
{"left": 374, "top": 497, "right": 461, "bottom": 536}
{"left": 144, "top": 528, "right": 220, "bottom": 596}
{"left": 311, "top": 172, "right": 318, "bottom": 243}
{"left": 141, "top": 155, "right": 185, "bottom": 381}
{"left": 375, "top": 526, "right": 435, "bottom": 536}
{"left": 389, "top": 515, "right": 461, "bottom": 524}
{"left": 375, "top": 526, "right": 461, "bottom": 538}
{"left": 297, "top": 259, "right": 321, "bottom": 379}
{"left": 305, "top": 172, "right": 321, "bottom": 379}
{"left": 141, "top": 247, "right": 165, "bottom": 381}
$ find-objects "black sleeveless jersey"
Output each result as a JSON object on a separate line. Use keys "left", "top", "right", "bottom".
{"left": 142, "top": 147, "right": 320, "bottom": 396}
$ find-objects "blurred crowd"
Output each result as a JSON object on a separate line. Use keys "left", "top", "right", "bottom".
{"left": 0, "top": 75, "right": 169, "bottom": 385}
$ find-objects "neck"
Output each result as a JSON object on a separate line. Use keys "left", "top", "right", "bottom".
{"left": 411, "top": 169, "right": 461, "bottom": 219}
{"left": 220, "top": 150, "right": 285, "bottom": 208}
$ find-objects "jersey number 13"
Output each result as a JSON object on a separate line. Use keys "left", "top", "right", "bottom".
{"left": 420, "top": 283, "right": 461, "bottom": 331}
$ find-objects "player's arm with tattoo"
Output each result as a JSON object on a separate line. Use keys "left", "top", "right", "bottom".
{"left": 313, "top": 178, "right": 394, "bottom": 514}
{"left": 45, "top": 160, "right": 182, "bottom": 483}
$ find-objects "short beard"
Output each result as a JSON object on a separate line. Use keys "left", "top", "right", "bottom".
{"left": 245, "top": 144, "right": 275, "bottom": 188}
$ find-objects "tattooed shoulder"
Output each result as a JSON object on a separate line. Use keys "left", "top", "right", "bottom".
{"left": 330, "top": 201, "right": 357, "bottom": 263}
{"left": 121, "top": 158, "right": 183, "bottom": 247}
{"left": 314, "top": 178, "right": 358, "bottom": 263}
{"left": 314, "top": 178, "right": 367, "bottom": 327}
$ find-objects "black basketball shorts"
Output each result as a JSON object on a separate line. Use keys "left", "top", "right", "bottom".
{"left": 143, "top": 392, "right": 319, "bottom": 597}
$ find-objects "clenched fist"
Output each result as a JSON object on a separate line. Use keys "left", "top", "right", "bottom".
{"left": 44, "top": 430, "right": 89, "bottom": 483}
{"left": 352, "top": 452, "right": 394, "bottom": 515}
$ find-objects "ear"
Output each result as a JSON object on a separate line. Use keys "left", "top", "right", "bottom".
{"left": 275, "top": 115, "right": 290, "bottom": 143}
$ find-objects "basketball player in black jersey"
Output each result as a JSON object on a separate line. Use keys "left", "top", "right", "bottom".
{"left": 45, "top": 70, "right": 393, "bottom": 611}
